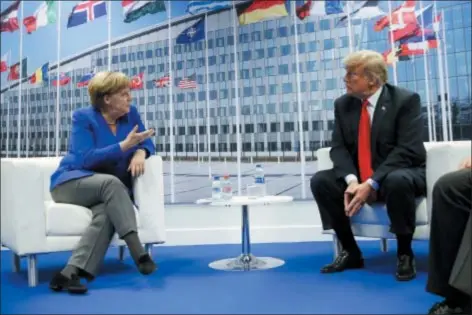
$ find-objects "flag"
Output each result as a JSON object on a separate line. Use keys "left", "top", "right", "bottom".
{"left": 178, "top": 74, "right": 197, "bottom": 89}
{"left": 77, "top": 70, "right": 95, "bottom": 87}
{"left": 374, "top": 0, "right": 417, "bottom": 42}
{"left": 0, "top": 0, "right": 20, "bottom": 33}
{"left": 53, "top": 73, "right": 71, "bottom": 86}
{"left": 23, "top": 1, "right": 57, "bottom": 34}
{"left": 237, "top": 0, "right": 288, "bottom": 25}
{"left": 130, "top": 73, "right": 143, "bottom": 89}
{"left": 7, "top": 58, "right": 27, "bottom": 81}
{"left": 122, "top": 0, "right": 166, "bottom": 23}
{"left": 374, "top": 1, "right": 416, "bottom": 31}
{"left": 176, "top": 18, "right": 205, "bottom": 44}
{"left": 338, "top": 0, "right": 385, "bottom": 24}
{"left": 383, "top": 47, "right": 402, "bottom": 65}
{"left": 154, "top": 73, "right": 170, "bottom": 87}
{"left": 396, "top": 24, "right": 438, "bottom": 56}
{"left": 67, "top": 1, "right": 107, "bottom": 28}
{"left": 0, "top": 52, "right": 8, "bottom": 72}
{"left": 296, "top": 0, "right": 343, "bottom": 20}
{"left": 417, "top": 5, "right": 440, "bottom": 32}
{"left": 186, "top": 1, "right": 232, "bottom": 15}
{"left": 30, "top": 62, "right": 49, "bottom": 84}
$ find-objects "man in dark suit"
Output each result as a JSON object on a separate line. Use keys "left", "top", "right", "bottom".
{"left": 311, "top": 50, "right": 426, "bottom": 281}
{"left": 427, "top": 156, "right": 471, "bottom": 315}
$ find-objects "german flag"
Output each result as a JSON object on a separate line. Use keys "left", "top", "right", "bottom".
{"left": 237, "top": 0, "right": 288, "bottom": 25}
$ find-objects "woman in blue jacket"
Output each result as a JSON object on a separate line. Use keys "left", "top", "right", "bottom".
{"left": 48, "top": 71, "right": 156, "bottom": 294}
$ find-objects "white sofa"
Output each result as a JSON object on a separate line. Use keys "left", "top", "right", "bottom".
{"left": 316, "top": 141, "right": 471, "bottom": 256}
{"left": 1, "top": 156, "right": 166, "bottom": 287}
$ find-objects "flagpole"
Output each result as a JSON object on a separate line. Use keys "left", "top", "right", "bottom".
{"left": 291, "top": 1, "right": 306, "bottom": 199}
{"left": 387, "top": 1, "right": 398, "bottom": 85}
{"left": 47, "top": 79, "right": 50, "bottom": 156}
{"left": 6, "top": 50, "right": 11, "bottom": 158}
{"left": 441, "top": 9, "right": 453, "bottom": 140}
{"left": 17, "top": 1, "right": 24, "bottom": 158}
{"left": 68, "top": 69, "right": 74, "bottom": 150}
{"left": 107, "top": 0, "right": 111, "bottom": 71}
{"left": 25, "top": 82, "right": 29, "bottom": 157}
{"left": 418, "top": 0, "right": 433, "bottom": 142}
{"left": 167, "top": 1, "right": 175, "bottom": 203}
{"left": 346, "top": 2, "right": 353, "bottom": 53}
{"left": 232, "top": 2, "right": 242, "bottom": 194}
{"left": 55, "top": 1, "right": 62, "bottom": 157}
{"left": 196, "top": 99, "right": 200, "bottom": 163}
{"left": 433, "top": 2, "right": 448, "bottom": 141}
{"left": 6, "top": 83, "right": 10, "bottom": 157}
{"left": 144, "top": 74, "right": 148, "bottom": 128}
{"left": 204, "top": 13, "right": 211, "bottom": 179}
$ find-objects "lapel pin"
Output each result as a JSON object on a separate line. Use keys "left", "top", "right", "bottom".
{"left": 381, "top": 106, "right": 386, "bottom": 111}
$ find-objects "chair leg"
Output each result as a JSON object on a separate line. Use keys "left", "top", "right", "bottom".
{"left": 380, "top": 238, "right": 388, "bottom": 253}
{"left": 27, "top": 255, "right": 38, "bottom": 288}
{"left": 12, "top": 253, "right": 21, "bottom": 273}
{"left": 332, "top": 235, "right": 342, "bottom": 260}
{"left": 118, "top": 245, "right": 125, "bottom": 261}
{"left": 144, "top": 244, "right": 153, "bottom": 256}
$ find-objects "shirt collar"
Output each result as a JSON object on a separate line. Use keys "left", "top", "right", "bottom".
{"left": 366, "top": 86, "right": 383, "bottom": 109}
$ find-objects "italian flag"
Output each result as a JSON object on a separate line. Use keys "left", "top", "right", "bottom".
{"left": 122, "top": 0, "right": 166, "bottom": 23}
{"left": 23, "top": 1, "right": 57, "bottom": 34}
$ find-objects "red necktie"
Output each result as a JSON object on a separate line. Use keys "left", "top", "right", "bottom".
{"left": 358, "top": 100, "right": 373, "bottom": 182}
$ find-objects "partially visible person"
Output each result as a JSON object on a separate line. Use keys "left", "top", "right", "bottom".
{"left": 48, "top": 71, "right": 156, "bottom": 294}
{"left": 311, "top": 50, "right": 426, "bottom": 281}
{"left": 427, "top": 156, "right": 471, "bottom": 315}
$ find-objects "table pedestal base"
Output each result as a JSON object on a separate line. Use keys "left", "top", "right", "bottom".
{"left": 209, "top": 254, "right": 285, "bottom": 271}
{"left": 208, "top": 203, "right": 285, "bottom": 271}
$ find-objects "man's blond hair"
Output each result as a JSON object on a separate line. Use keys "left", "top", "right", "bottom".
{"left": 88, "top": 71, "right": 130, "bottom": 110}
{"left": 343, "top": 50, "right": 388, "bottom": 85}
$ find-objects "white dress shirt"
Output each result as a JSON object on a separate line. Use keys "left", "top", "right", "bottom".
{"left": 344, "top": 86, "right": 383, "bottom": 190}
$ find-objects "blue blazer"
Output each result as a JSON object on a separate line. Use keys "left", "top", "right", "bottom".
{"left": 50, "top": 105, "right": 155, "bottom": 192}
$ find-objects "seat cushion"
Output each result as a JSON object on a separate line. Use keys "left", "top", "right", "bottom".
{"left": 350, "top": 197, "right": 428, "bottom": 226}
{"left": 45, "top": 201, "right": 141, "bottom": 236}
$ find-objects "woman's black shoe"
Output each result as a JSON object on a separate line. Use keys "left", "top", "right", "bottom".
{"left": 49, "top": 272, "right": 88, "bottom": 294}
{"left": 137, "top": 253, "right": 157, "bottom": 275}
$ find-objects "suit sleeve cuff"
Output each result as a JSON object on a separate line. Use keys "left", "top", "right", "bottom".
{"left": 344, "top": 174, "right": 358, "bottom": 185}
{"left": 367, "top": 178, "right": 379, "bottom": 191}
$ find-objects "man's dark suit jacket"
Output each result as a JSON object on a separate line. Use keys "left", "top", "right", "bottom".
{"left": 330, "top": 83, "right": 427, "bottom": 185}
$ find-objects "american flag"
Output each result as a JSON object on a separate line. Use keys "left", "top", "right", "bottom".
{"left": 178, "top": 73, "right": 197, "bottom": 89}
{"left": 155, "top": 73, "right": 170, "bottom": 88}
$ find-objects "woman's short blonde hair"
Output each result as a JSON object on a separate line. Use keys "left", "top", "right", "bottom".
{"left": 88, "top": 71, "right": 130, "bottom": 110}
{"left": 343, "top": 50, "right": 388, "bottom": 85}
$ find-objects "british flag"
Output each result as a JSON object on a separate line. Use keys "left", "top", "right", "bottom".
{"left": 67, "top": 1, "right": 107, "bottom": 28}
{"left": 154, "top": 73, "right": 170, "bottom": 88}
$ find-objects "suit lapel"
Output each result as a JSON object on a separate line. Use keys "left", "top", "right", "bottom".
{"left": 351, "top": 98, "right": 362, "bottom": 153}
{"left": 370, "top": 87, "right": 391, "bottom": 155}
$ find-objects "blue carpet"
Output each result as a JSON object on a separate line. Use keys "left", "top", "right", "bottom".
{"left": 1, "top": 240, "right": 440, "bottom": 314}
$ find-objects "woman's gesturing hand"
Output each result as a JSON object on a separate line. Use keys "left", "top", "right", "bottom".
{"left": 120, "top": 125, "right": 155, "bottom": 151}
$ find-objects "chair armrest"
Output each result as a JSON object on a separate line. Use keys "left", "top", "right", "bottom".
{"left": 425, "top": 140, "right": 472, "bottom": 217}
{"left": 316, "top": 147, "right": 333, "bottom": 171}
{"left": 133, "top": 155, "right": 166, "bottom": 242}
{"left": 1, "top": 159, "right": 48, "bottom": 255}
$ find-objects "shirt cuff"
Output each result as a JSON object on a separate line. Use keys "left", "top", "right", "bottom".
{"left": 344, "top": 174, "right": 358, "bottom": 185}
{"left": 367, "top": 178, "right": 379, "bottom": 191}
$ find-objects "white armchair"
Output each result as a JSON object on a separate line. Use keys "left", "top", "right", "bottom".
{"left": 316, "top": 141, "right": 471, "bottom": 257}
{"left": 1, "top": 155, "right": 166, "bottom": 287}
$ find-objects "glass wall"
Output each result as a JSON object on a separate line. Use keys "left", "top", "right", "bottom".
{"left": 1, "top": 0, "right": 471, "bottom": 204}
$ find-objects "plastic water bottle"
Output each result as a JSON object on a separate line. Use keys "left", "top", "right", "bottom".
{"left": 211, "top": 176, "right": 222, "bottom": 201}
{"left": 254, "top": 164, "right": 266, "bottom": 197}
{"left": 221, "top": 174, "right": 233, "bottom": 200}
